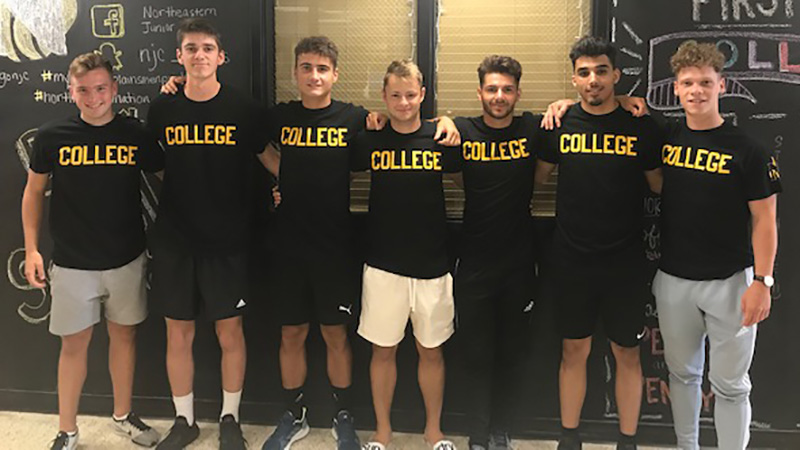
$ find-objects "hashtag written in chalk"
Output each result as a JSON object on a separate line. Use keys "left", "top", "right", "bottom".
{"left": 34, "top": 90, "right": 44, "bottom": 102}
{"left": 41, "top": 70, "right": 53, "bottom": 82}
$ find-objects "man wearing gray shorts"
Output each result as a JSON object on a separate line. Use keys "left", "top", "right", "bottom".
{"left": 21, "top": 53, "right": 163, "bottom": 450}
{"left": 655, "top": 41, "right": 781, "bottom": 450}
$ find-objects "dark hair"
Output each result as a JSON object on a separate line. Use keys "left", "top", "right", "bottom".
{"left": 670, "top": 40, "right": 726, "bottom": 75}
{"left": 294, "top": 36, "right": 339, "bottom": 68}
{"left": 477, "top": 55, "right": 522, "bottom": 86}
{"left": 176, "top": 18, "right": 222, "bottom": 50}
{"left": 569, "top": 35, "right": 617, "bottom": 68}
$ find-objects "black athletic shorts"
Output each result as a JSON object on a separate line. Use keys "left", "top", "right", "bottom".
{"left": 553, "top": 238, "right": 647, "bottom": 348}
{"left": 269, "top": 251, "right": 360, "bottom": 326}
{"left": 149, "top": 244, "right": 250, "bottom": 321}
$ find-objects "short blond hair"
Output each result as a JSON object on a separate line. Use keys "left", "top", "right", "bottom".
{"left": 68, "top": 52, "right": 113, "bottom": 80}
{"left": 383, "top": 59, "right": 423, "bottom": 89}
{"left": 670, "top": 40, "right": 725, "bottom": 75}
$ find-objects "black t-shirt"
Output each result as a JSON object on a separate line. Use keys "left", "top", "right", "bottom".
{"left": 147, "top": 85, "right": 268, "bottom": 255}
{"left": 659, "top": 120, "right": 782, "bottom": 280}
{"left": 351, "top": 121, "right": 461, "bottom": 279}
{"left": 266, "top": 100, "right": 368, "bottom": 257}
{"left": 538, "top": 104, "right": 663, "bottom": 255}
{"left": 30, "top": 114, "right": 164, "bottom": 270}
{"left": 455, "top": 112, "right": 539, "bottom": 276}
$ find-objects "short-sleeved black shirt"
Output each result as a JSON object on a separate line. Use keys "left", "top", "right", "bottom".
{"left": 147, "top": 85, "right": 268, "bottom": 255}
{"left": 30, "top": 114, "right": 164, "bottom": 270}
{"left": 659, "top": 120, "right": 782, "bottom": 280}
{"left": 455, "top": 112, "right": 540, "bottom": 276}
{"left": 351, "top": 121, "right": 461, "bottom": 279}
{"left": 266, "top": 100, "right": 368, "bottom": 257}
{"left": 538, "top": 104, "right": 663, "bottom": 254}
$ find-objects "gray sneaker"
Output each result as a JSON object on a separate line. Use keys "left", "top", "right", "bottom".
{"left": 331, "top": 410, "right": 360, "bottom": 450}
{"left": 261, "top": 407, "right": 310, "bottom": 450}
{"left": 488, "top": 431, "right": 512, "bottom": 450}
{"left": 111, "top": 412, "right": 161, "bottom": 447}
{"left": 50, "top": 431, "right": 78, "bottom": 450}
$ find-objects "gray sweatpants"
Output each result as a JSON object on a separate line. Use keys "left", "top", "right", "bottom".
{"left": 652, "top": 268, "right": 756, "bottom": 450}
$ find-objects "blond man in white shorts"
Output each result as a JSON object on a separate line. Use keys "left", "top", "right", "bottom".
{"left": 350, "top": 59, "right": 461, "bottom": 450}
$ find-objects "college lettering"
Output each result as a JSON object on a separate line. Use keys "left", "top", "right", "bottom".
{"left": 559, "top": 133, "right": 638, "bottom": 156}
{"left": 280, "top": 126, "right": 348, "bottom": 147}
{"left": 370, "top": 149, "right": 442, "bottom": 171}
{"left": 164, "top": 124, "right": 237, "bottom": 146}
{"left": 462, "top": 138, "right": 529, "bottom": 161}
{"left": 57, "top": 144, "right": 137, "bottom": 166}
{"left": 661, "top": 144, "right": 732, "bottom": 175}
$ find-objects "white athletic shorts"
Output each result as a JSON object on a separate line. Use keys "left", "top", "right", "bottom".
{"left": 49, "top": 252, "right": 147, "bottom": 336}
{"left": 357, "top": 264, "right": 455, "bottom": 348}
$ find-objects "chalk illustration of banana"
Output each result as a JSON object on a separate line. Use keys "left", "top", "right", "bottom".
{"left": 0, "top": 0, "right": 77, "bottom": 62}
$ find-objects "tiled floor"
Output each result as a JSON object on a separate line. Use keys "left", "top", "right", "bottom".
{"left": 0, "top": 411, "right": 674, "bottom": 449}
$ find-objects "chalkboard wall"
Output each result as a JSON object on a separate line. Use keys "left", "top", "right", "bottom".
{"left": 1, "top": 0, "right": 798, "bottom": 448}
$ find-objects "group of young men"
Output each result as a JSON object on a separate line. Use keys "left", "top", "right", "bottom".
{"left": 21, "top": 16, "right": 780, "bottom": 450}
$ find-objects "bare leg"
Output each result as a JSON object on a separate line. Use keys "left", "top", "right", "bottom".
{"left": 165, "top": 318, "right": 195, "bottom": 396}
{"left": 320, "top": 324, "right": 352, "bottom": 388}
{"left": 107, "top": 321, "right": 136, "bottom": 417}
{"left": 416, "top": 340, "right": 446, "bottom": 445}
{"left": 58, "top": 326, "right": 93, "bottom": 432}
{"left": 559, "top": 337, "right": 592, "bottom": 429}
{"left": 611, "top": 342, "right": 642, "bottom": 436}
{"left": 279, "top": 324, "right": 309, "bottom": 389}
{"left": 215, "top": 316, "right": 246, "bottom": 392}
{"left": 369, "top": 344, "right": 397, "bottom": 446}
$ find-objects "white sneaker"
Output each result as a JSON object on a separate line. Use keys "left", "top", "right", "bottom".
{"left": 110, "top": 412, "right": 161, "bottom": 447}
{"left": 49, "top": 430, "right": 78, "bottom": 450}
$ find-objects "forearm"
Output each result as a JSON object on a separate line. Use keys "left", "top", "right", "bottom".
{"left": 751, "top": 212, "right": 778, "bottom": 276}
{"left": 21, "top": 187, "right": 45, "bottom": 253}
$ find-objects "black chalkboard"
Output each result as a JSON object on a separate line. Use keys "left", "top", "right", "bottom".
{"left": 596, "top": 0, "right": 800, "bottom": 440}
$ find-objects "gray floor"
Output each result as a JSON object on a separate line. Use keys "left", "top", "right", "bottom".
{"left": 0, "top": 411, "right": 674, "bottom": 449}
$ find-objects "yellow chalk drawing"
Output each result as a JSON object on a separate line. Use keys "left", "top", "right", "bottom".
{"left": 94, "top": 42, "right": 124, "bottom": 71}
{"left": 91, "top": 4, "right": 125, "bottom": 39}
{"left": 0, "top": 0, "right": 77, "bottom": 62}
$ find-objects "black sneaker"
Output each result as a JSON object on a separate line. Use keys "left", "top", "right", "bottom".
{"left": 261, "top": 407, "right": 309, "bottom": 450}
{"left": 468, "top": 439, "right": 488, "bottom": 450}
{"left": 557, "top": 434, "right": 582, "bottom": 450}
{"left": 331, "top": 410, "right": 360, "bottom": 450}
{"left": 156, "top": 416, "right": 200, "bottom": 449}
{"left": 219, "top": 415, "right": 247, "bottom": 450}
{"left": 49, "top": 431, "right": 78, "bottom": 450}
{"left": 488, "top": 431, "right": 512, "bottom": 450}
{"left": 111, "top": 411, "right": 161, "bottom": 447}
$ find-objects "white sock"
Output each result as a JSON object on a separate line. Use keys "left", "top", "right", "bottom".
{"left": 112, "top": 412, "right": 129, "bottom": 422}
{"left": 220, "top": 389, "right": 242, "bottom": 422}
{"left": 173, "top": 392, "right": 195, "bottom": 426}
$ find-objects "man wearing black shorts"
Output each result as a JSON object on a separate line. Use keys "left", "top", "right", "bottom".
{"left": 147, "top": 19, "right": 272, "bottom": 450}
{"left": 452, "top": 55, "right": 539, "bottom": 450}
{"left": 22, "top": 53, "right": 163, "bottom": 450}
{"left": 535, "top": 36, "right": 663, "bottom": 450}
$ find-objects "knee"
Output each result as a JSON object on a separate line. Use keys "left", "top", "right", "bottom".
{"left": 167, "top": 324, "right": 195, "bottom": 352}
{"left": 561, "top": 339, "right": 591, "bottom": 365}
{"left": 281, "top": 325, "right": 309, "bottom": 351}
{"left": 416, "top": 345, "right": 443, "bottom": 364}
{"left": 108, "top": 323, "right": 136, "bottom": 345}
{"left": 320, "top": 325, "right": 348, "bottom": 351}
{"left": 216, "top": 324, "right": 244, "bottom": 353}
{"left": 61, "top": 328, "right": 92, "bottom": 356}
{"left": 612, "top": 344, "right": 641, "bottom": 370}
{"left": 372, "top": 345, "right": 397, "bottom": 363}
{"left": 709, "top": 372, "right": 751, "bottom": 403}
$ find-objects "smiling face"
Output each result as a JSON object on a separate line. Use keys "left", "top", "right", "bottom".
{"left": 177, "top": 32, "right": 224, "bottom": 81}
{"left": 70, "top": 67, "right": 117, "bottom": 125}
{"left": 572, "top": 54, "right": 619, "bottom": 108}
{"left": 478, "top": 72, "right": 520, "bottom": 122}
{"left": 294, "top": 52, "right": 338, "bottom": 102}
{"left": 382, "top": 74, "right": 425, "bottom": 125}
{"left": 674, "top": 65, "right": 725, "bottom": 119}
